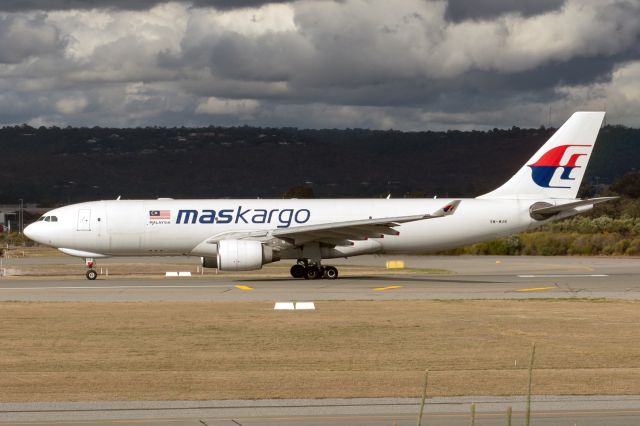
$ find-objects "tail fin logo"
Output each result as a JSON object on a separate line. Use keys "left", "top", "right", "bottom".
{"left": 527, "top": 144, "right": 591, "bottom": 188}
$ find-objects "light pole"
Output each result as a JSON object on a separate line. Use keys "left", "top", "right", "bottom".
{"left": 19, "top": 199, "right": 23, "bottom": 234}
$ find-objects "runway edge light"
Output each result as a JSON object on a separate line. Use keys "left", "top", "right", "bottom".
{"left": 386, "top": 260, "right": 405, "bottom": 269}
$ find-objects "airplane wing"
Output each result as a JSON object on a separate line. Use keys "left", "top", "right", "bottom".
{"left": 530, "top": 197, "right": 617, "bottom": 219}
{"left": 271, "top": 200, "right": 461, "bottom": 246}
{"left": 204, "top": 200, "right": 461, "bottom": 247}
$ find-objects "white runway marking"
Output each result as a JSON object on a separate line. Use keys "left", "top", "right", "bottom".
{"left": 0, "top": 285, "right": 235, "bottom": 290}
{"left": 517, "top": 274, "right": 609, "bottom": 278}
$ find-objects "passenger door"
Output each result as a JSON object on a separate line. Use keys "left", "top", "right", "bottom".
{"left": 77, "top": 209, "right": 91, "bottom": 231}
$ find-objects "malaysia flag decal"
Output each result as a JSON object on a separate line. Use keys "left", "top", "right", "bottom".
{"left": 149, "top": 210, "right": 171, "bottom": 220}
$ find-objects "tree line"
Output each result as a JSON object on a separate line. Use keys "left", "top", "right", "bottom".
{"left": 1, "top": 124, "right": 638, "bottom": 204}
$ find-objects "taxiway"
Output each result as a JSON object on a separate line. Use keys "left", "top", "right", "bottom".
{"left": 0, "top": 255, "right": 638, "bottom": 301}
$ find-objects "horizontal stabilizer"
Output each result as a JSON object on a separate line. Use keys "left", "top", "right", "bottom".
{"left": 529, "top": 197, "right": 618, "bottom": 220}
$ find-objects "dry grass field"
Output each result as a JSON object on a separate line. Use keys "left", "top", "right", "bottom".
{"left": 2, "top": 246, "right": 62, "bottom": 257}
{"left": 0, "top": 299, "right": 639, "bottom": 402}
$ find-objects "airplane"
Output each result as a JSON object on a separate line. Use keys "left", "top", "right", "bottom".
{"left": 24, "top": 111, "right": 615, "bottom": 280}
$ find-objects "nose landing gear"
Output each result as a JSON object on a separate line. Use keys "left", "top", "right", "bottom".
{"left": 289, "top": 260, "right": 339, "bottom": 280}
{"left": 85, "top": 258, "right": 98, "bottom": 280}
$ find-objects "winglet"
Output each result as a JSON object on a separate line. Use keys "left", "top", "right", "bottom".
{"left": 429, "top": 200, "right": 461, "bottom": 218}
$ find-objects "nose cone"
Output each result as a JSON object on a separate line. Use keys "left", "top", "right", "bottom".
{"left": 24, "top": 223, "right": 34, "bottom": 239}
{"left": 24, "top": 223, "right": 41, "bottom": 243}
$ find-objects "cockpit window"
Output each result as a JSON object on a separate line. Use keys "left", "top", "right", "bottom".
{"left": 38, "top": 216, "right": 45, "bottom": 221}
{"left": 51, "top": 216, "right": 58, "bottom": 222}
{"left": 45, "top": 216, "right": 51, "bottom": 222}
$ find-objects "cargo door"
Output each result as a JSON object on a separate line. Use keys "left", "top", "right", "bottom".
{"left": 77, "top": 209, "right": 91, "bottom": 231}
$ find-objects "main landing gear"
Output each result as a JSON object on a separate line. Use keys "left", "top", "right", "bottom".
{"left": 85, "top": 258, "right": 98, "bottom": 280}
{"left": 290, "top": 260, "right": 339, "bottom": 280}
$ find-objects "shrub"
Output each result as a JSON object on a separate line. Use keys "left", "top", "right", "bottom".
{"left": 613, "top": 239, "right": 631, "bottom": 255}
{"left": 626, "top": 239, "right": 640, "bottom": 256}
{"left": 520, "top": 232, "right": 572, "bottom": 256}
{"left": 568, "top": 234, "right": 594, "bottom": 255}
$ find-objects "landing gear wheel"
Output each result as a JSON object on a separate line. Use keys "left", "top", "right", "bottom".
{"left": 290, "top": 264, "right": 306, "bottom": 279}
{"left": 86, "top": 269, "right": 98, "bottom": 280}
{"left": 305, "top": 267, "right": 322, "bottom": 280}
{"left": 324, "top": 266, "right": 338, "bottom": 280}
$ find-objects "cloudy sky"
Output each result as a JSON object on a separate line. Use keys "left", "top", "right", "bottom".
{"left": 0, "top": 0, "right": 638, "bottom": 130}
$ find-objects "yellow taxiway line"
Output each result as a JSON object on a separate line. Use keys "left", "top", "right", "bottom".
{"left": 235, "top": 285, "right": 254, "bottom": 291}
{"left": 516, "top": 286, "right": 555, "bottom": 292}
{"left": 373, "top": 285, "right": 402, "bottom": 291}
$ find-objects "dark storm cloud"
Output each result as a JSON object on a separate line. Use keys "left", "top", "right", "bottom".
{"left": 0, "top": 0, "right": 294, "bottom": 11}
{"left": 501, "top": 53, "right": 639, "bottom": 92}
{"left": 192, "top": 0, "right": 295, "bottom": 9}
{"left": 184, "top": 31, "right": 307, "bottom": 82}
{"left": 445, "top": 0, "right": 566, "bottom": 22}
{"left": 181, "top": 0, "right": 640, "bottom": 101}
{"left": 0, "top": 14, "right": 65, "bottom": 64}
{"left": 0, "top": 0, "right": 159, "bottom": 11}
{"left": 0, "top": 0, "right": 639, "bottom": 130}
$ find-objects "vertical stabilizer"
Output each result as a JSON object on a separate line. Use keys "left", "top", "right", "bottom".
{"left": 479, "top": 111, "right": 605, "bottom": 200}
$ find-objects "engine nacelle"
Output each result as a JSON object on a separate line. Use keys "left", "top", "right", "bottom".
{"left": 201, "top": 240, "right": 277, "bottom": 271}
{"left": 201, "top": 256, "right": 218, "bottom": 268}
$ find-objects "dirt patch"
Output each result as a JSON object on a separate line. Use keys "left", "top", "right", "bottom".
{"left": 0, "top": 299, "right": 638, "bottom": 401}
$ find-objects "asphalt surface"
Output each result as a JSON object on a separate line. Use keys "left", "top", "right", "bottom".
{"left": 2, "top": 395, "right": 640, "bottom": 425}
{"left": 0, "top": 255, "right": 639, "bottom": 301}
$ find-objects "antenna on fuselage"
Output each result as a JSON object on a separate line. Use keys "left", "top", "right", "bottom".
{"left": 116, "top": 195, "right": 121, "bottom": 200}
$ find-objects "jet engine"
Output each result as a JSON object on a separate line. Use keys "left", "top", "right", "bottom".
{"left": 201, "top": 256, "right": 219, "bottom": 268}
{"left": 201, "top": 240, "right": 278, "bottom": 271}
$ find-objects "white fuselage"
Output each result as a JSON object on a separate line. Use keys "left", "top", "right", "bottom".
{"left": 23, "top": 112, "right": 607, "bottom": 274}
{"left": 25, "top": 198, "right": 559, "bottom": 259}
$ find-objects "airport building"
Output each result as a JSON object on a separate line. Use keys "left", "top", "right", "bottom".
{"left": 0, "top": 204, "right": 44, "bottom": 233}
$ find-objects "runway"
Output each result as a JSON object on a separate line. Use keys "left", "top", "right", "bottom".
{"left": 1, "top": 273, "right": 640, "bottom": 301}
{"left": 0, "top": 255, "right": 639, "bottom": 301}
{"left": 3, "top": 395, "right": 640, "bottom": 425}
